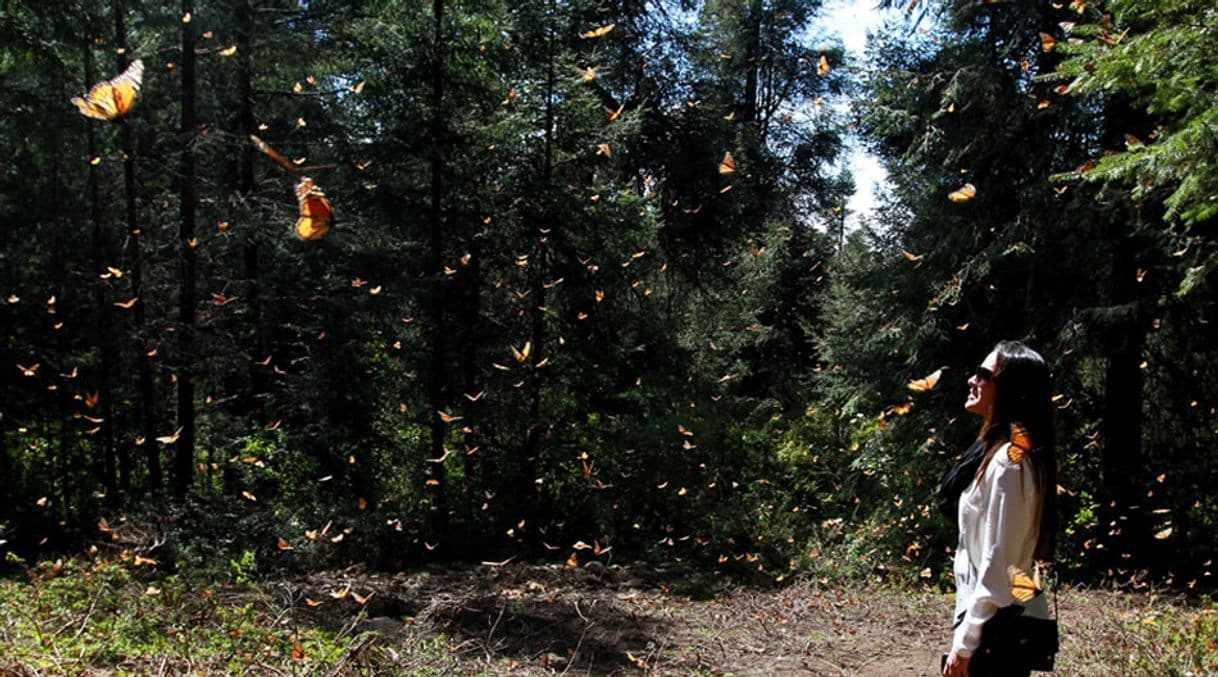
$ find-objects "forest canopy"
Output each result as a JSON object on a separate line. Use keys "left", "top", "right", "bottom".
{"left": 2, "top": 0, "right": 1215, "bottom": 599}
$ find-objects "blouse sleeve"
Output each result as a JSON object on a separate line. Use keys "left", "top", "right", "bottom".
{"left": 952, "top": 444, "right": 1029, "bottom": 657}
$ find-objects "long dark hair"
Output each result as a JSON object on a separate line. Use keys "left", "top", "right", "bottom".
{"left": 976, "top": 340, "right": 1057, "bottom": 562}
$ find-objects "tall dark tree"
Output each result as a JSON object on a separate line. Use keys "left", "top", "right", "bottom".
{"left": 174, "top": 0, "right": 198, "bottom": 499}
{"left": 425, "top": 0, "right": 450, "bottom": 536}
{"left": 113, "top": 0, "right": 160, "bottom": 497}
{"left": 83, "top": 42, "right": 121, "bottom": 504}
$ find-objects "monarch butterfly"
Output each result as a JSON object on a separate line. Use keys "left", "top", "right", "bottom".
{"left": 817, "top": 54, "right": 831, "bottom": 76}
{"left": 1008, "top": 564, "right": 1043, "bottom": 603}
{"left": 948, "top": 182, "right": 977, "bottom": 203}
{"left": 1008, "top": 422, "right": 1033, "bottom": 462}
{"left": 907, "top": 368, "right": 943, "bottom": 393}
{"left": 579, "top": 23, "right": 614, "bottom": 39}
{"left": 294, "top": 177, "right": 333, "bottom": 240}
{"left": 250, "top": 134, "right": 297, "bottom": 174}
{"left": 719, "top": 151, "right": 736, "bottom": 175}
{"left": 72, "top": 59, "right": 144, "bottom": 120}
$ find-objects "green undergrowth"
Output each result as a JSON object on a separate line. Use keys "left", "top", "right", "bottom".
{"left": 0, "top": 556, "right": 450, "bottom": 674}
{"left": 1073, "top": 591, "right": 1218, "bottom": 675}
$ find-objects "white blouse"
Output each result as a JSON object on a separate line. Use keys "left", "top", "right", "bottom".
{"left": 952, "top": 442, "right": 1049, "bottom": 657}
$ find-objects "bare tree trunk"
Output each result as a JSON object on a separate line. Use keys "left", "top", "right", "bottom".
{"left": 522, "top": 0, "right": 558, "bottom": 537}
{"left": 84, "top": 43, "right": 120, "bottom": 505}
{"left": 461, "top": 234, "right": 482, "bottom": 487}
{"left": 49, "top": 79, "right": 73, "bottom": 516}
{"left": 1097, "top": 98, "right": 1154, "bottom": 571}
{"left": 426, "top": 0, "right": 449, "bottom": 539}
{"left": 1101, "top": 233, "right": 1149, "bottom": 566}
{"left": 236, "top": 0, "right": 267, "bottom": 425}
{"left": 174, "top": 0, "right": 198, "bottom": 499}
{"left": 741, "top": 0, "right": 762, "bottom": 124}
{"left": 115, "top": 0, "right": 158, "bottom": 498}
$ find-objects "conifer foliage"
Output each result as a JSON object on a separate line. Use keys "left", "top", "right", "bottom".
{"left": 0, "top": 0, "right": 851, "bottom": 573}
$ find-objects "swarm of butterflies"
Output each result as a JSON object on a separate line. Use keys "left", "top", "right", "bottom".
{"left": 72, "top": 59, "right": 333, "bottom": 241}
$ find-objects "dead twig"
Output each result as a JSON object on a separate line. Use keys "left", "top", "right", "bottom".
{"left": 327, "top": 633, "right": 376, "bottom": 677}
{"left": 559, "top": 617, "right": 595, "bottom": 677}
{"left": 69, "top": 586, "right": 105, "bottom": 640}
{"left": 803, "top": 654, "right": 848, "bottom": 675}
{"left": 574, "top": 598, "right": 592, "bottom": 624}
{"left": 483, "top": 601, "right": 508, "bottom": 662}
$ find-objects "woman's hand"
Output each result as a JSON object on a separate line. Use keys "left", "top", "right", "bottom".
{"left": 943, "top": 650, "right": 969, "bottom": 677}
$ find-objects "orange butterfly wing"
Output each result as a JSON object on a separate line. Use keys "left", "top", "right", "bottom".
{"left": 72, "top": 82, "right": 118, "bottom": 119}
{"left": 579, "top": 24, "right": 615, "bottom": 39}
{"left": 719, "top": 152, "right": 736, "bottom": 174}
{"left": 1008, "top": 565, "right": 1042, "bottom": 603}
{"left": 294, "top": 177, "right": 333, "bottom": 240}
{"left": 72, "top": 59, "right": 143, "bottom": 120}
{"left": 948, "top": 182, "right": 977, "bottom": 203}
{"left": 250, "top": 134, "right": 297, "bottom": 174}
{"left": 907, "top": 368, "right": 943, "bottom": 393}
{"left": 1008, "top": 423, "right": 1033, "bottom": 463}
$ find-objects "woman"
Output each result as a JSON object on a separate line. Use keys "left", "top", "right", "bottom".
{"left": 942, "top": 341, "right": 1057, "bottom": 677}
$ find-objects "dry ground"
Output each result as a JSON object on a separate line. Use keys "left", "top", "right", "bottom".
{"left": 282, "top": 562, "right": 1204, "bottom": 675}
{"left": 4, "top": 558, "right": 1211, "bottom": 675}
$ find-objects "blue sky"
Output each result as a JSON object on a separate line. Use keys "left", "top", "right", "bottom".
{"left": 819, "top": 0, "right": 894, "bottom": 227}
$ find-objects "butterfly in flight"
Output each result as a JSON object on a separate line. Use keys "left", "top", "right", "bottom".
{"left": 579, "top": 24, "right": 614, "bottom": 39}
{"left": 294, "top": 177, "right": 333, "bottom": 240}
{"left": 907, "top": 368, "right": 943, "bottom": 393}
{"left": 719, "top": 152, "right": 736, "bottom": 175}
{"left": 948, "top": 182, "right": 977, "bottom": 203}
{"left": 249, "top": 134, "right": 298, "bottom": 174}
{"left": 72, "top": 59, "right": 144, "bottom": 120}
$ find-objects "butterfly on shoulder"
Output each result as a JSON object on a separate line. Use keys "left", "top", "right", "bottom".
{"left": 1008, "top": 423, "right": 1033, "bottom": 463}
{"left": 72, "top": 59, "right": 144, "bottom": 121}
{"left": 294, "top": 177, "right": 333, "bottom": 241}
{"left": 1007, "top": 564, "right": 1043, "bottom": 603}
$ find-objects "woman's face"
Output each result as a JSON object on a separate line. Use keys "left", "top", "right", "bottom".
{"left": 965, "top": 349, "right": 999, "bottom": 418}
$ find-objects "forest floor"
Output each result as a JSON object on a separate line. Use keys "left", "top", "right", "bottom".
{"left": 2, "top": 557, "right": 1216, "bottom": 675}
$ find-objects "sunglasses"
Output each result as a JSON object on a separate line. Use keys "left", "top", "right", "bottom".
{"left": 974, "top": 366, "right": 995, "bottom": 382}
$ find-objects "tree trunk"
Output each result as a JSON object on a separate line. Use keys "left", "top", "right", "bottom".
{"left": 49, "top": 88, "right": 72, "bottom": 517}
{"left": 1099, "top": 230, "right": 1150, "bottom": 570}
{"left": 115, "top": 0, "right": 159, "bottom": 497}
{"left": 523, "top": 0, "right": 557, "bottom": 521}
{"left": 461, "top": 234, "right": 482, "bottom": 488}
{"left": 84, "top": 43, "right": 120, "bottom": 505}
{"left": 1093, "top": 93, "right": 1158, "bottom": 571}
{"left": 741, "top": 0, "right": 762, "bottom": 124}
{"left": 236, "top": 0, "right": 267, "bottom": 426}
{"left": 426, "top": 0, "right": 449, "bottom": 539}
{"left": 174, "top": 0, "right": 198, "bottom": 499}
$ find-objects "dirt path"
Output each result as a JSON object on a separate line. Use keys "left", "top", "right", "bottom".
{"left": 281, "top": 561, "right": 1178, "bottom": 675}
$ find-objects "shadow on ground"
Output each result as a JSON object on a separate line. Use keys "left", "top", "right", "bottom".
{"left": 289, "top": 562, "right": 685, "bottom": 673}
